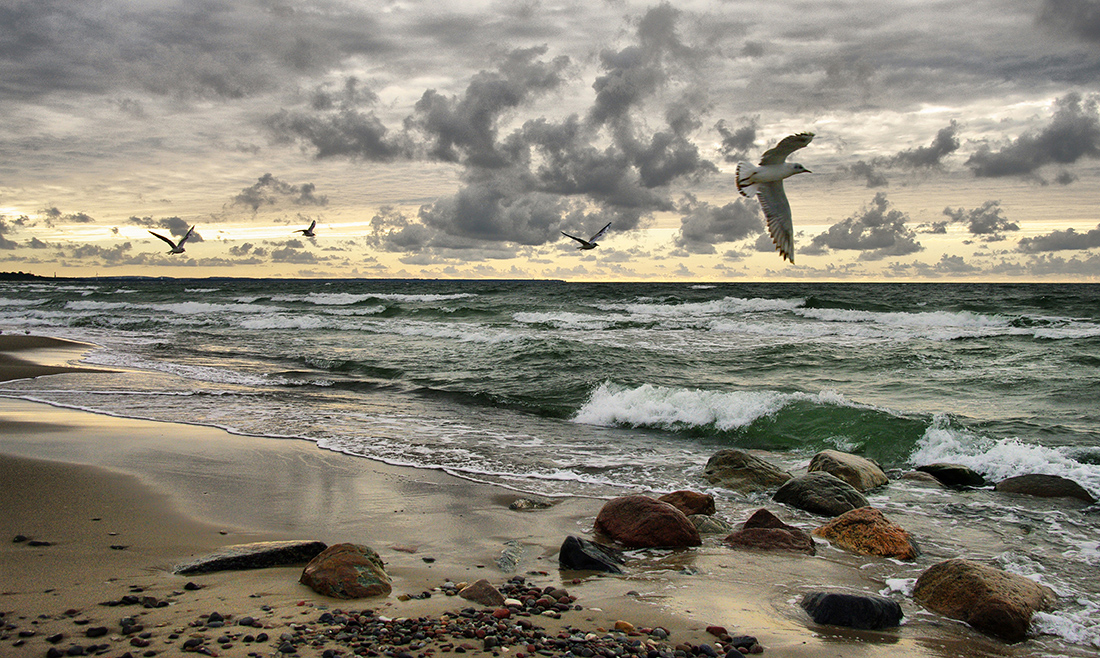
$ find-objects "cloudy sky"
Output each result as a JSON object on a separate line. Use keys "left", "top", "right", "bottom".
{"left": 2, "top": 0, "right": 1099, "bottom": 281}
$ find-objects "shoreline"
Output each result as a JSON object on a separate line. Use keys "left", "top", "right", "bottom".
{"left": 0, "top": 335, "right": 1063, "bottom": 658}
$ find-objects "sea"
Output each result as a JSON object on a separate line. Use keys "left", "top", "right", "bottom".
{"left": 1, "top": 277, "right": 1099, "bottom": 653}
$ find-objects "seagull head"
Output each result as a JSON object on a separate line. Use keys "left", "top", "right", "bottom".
{"left": 791, "top": 163, "right": 811, "bottom": 175}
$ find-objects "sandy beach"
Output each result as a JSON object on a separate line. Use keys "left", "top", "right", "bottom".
{"left": 0, "top": 335, "right": 1041, "bottom": 658}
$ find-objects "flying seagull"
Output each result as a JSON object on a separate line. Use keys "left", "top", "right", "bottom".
{"left": 148, "top": 225, "right": 195, "bottom": 254}
{"left": 736, "top": 132, "right": 814, "bottom": 263}
{"left": 561, "top": 221, "right": 612, "bottom": 250}
{"left": 295, "top": 220, "right": 317, "bottom": 237}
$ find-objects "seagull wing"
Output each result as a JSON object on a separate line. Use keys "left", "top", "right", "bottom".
{"left": 587, "top": 221, "right": 612, "bottom": 243}
{"left": 759, "top": 132, "right": 815, "bottom": 165}
{"left": 561, "top": 231, "right": 588, "bottom": 246}
{"left": 756, "top": 181, "right": 795, "bottom": 263}
{"left": 178, "top": 225, "right": 195, "bottom": 246}
{"left": 308, "top": 220, "right": 316, "bottom": 231}
{"left": 148, "top": 231, "right": 178, "bottom": 248}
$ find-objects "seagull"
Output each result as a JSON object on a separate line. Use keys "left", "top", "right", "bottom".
{"left": 295, "top": 220, "right": 317, "bottom": 237}
{"left": 561, "top": 221, "right": 611, "bottom": 250}
{"left": 736, "top": 132, "right": 814, "bottom": 263}
{"left": 148, "top": 225, "right": 195, "bottom": 254}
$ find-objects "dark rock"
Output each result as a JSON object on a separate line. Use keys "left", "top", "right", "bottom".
{"left": 300, "top": 543, "right": 391, "bottom": 599}
{"left": 800, "top": 591, "right": 903, "bottom": 630}
{"left": 594, "top": 495, "right": 701, "bottom": 548}
{"left": 175, "top": 540, "right": 328, "bottom": 575}
{"left": 807, "top": 450, "right": 888, "bottom": 492}
{"left": 812, "top": 507, "right": 919, "bottom": 559}
{"left": 915, "top": 463, "right": 986, "bottom": 488}
{"left": 773, "top": 472, "right": 868, "bottom": 517}
{"left": 994, "top": 474, "right": 1097, "bottom": 504}
{"left": 84, "top": 627, "right": 108, "bottom": 638}
{"left": 702, "top": 449, "right": 792, "bottom": 493}
{"left": 557, "top": 536, "right": 625, "bottom": 573}
{"left": 657, "top": 491, "right": 716, "bottom": 516}
{"left": 724, "top": 508, "right": 815, "bottom": 555}
{"left": 913, "top": 558, "right": 1057, "bottom": 643}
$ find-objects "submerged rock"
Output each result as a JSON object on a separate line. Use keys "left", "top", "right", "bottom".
{"left": 812, "top": 507, "right": 919, "bottom": 560}
{"left": 175, "top": 540, "right": 328, "bottom": 575}
{"left": 558, "top": 536, "right": 625, "bottom": 573}
{"left": 800, "top": 591, "right": 903, "bottom": 630}
{"left": 702, "top": 449, "right": 792, "bottom": 493}
{"left": 300, "top": 543, "right": 391, "bottom": 599}
{"left": 724, "top": 508, "right": 815, "bottom": 555}
{"left": 594, "top": 495, "right": 701, "bottom": 548}
{"left": 994, "top": 474, "right": 1097, "bottom": 504}
{"left": 773, "top": 472, "right": 868, "bottom": 517}
{"left": 913, "top": 558, "right": 1057, "bottom": 643}
{"left": 807, "top": 450, "right": 888, "bottom": 492}
{"left": 915, "top": 463, "right": 986, "bottom": 488}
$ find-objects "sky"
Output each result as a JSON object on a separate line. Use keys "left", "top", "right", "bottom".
{"left": 2, "top": 0, "right": 1100, "bottom": 282}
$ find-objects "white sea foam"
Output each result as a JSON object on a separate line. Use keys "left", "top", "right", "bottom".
{"left": 910, "top": 414, "right": 1100, "bottom": 498}
{"left": 237, "top": 314, "right": 334, "bottom": 331}
{"left": 1033, "top": 606, "right": 1100, "bottom": 649}
{"left": 274, "top": 292, "right": 476, "bottom": 305}
{"left": 513, "top": 311, "right": 623, "bottom": 331}
{"left": 0, "top": 298, "right": 44, "bottom": 306}
{"left": 598, "top": 295, "right": 805, "bottom": 319}
{"left": 362, "top": 319, "right": 521, "bottom": 344}
{"left": 572, "top": 381, "right": 857, "bottom": 431}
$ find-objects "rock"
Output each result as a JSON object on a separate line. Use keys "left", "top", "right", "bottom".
{"left": 800, "top": 592, "right": 903, "bottom": 630}
{"left": 915, "top": 463, "right": 986, "bottom": 488}
{"left": 657, "top": 491, "right": 716, "bottom": 516}
{"left": 176, "top": 540, "right": 328, "bottom": 575}
{"left": 913, "top": 558, "right": 1057, "bottom": 643}
{"left": 496, "top": 540, "right": 524, "bottom": 573}
{"left": 557, "top": 536, "right": 626, "bottom": 573}
{"left": 508, "top": 498, "right": 553, "bottom": 510}
{"left": 458, "top": 579, "right": 505, "bottom": 607}
{"left": 594, "top": 496, "right": 701, "bottom": 548}
{"left": 807, "top": 450, "right": 888, "bottom": 492}
{"left": 812, "top": 507, "right": 919, "bottom": 560}
{"left": 773, "top": 472, "right": 868, "bottom": 517}
{"left": 900, "top": 471, "right": 945, "bottom": 487}
{"left": 724, "top": 509, "right": 815, "bottom": 555}
{"left": 688, "top": 514, "right": 732, "bottom": 534}
{"left": 299, "top": 543, "right": 391, "bottom": 599}
{"left": 994, "top": 474, "right": 1097, "bottom": 504}
{"left": 702, "top": 449, "right": 792, "bottom": 493}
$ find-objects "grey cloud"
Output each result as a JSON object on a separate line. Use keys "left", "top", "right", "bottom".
{"left": 942, "top": 201, "right": 1019, "bottom": 237}
{"left": 265, "top": 108, "right": 412, "bottom": 162}
{"left": 715, "top": 118, "right": 758, "bottom": 163}
{"left": 844, "top": 160, "right": 889, "bottom": 188}
{"left": 674, "top": 194, "right": 761, "bottom": 254}
{"left": 231, "top": 173, "right": 328, "bottom": 211}
{"left": 807, "top": 192, "right": 923, "bottom": 260}
{"left": 966, "top": 93, "right": 1100, "bottom": 178}
{"left": 1017, "top": 223, "right": 1100, "bottom": 252}
{"left": 1038, "top": 0, "right": 1100, "bottom": 43}
{"left": 892, "top": 121, "right": 961, "bottom": 168}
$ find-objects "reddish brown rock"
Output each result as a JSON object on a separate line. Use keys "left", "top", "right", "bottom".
{"left": 299, "top": 543, "right": 391, "bottom": 599}
{"left": 594, "top": 495, "right": 702, "bottom": 548}
{"left": 657, "top": 490, "right": 716, "bottom": 516}
{"left": 913, "top": 558, "right": 1057, "bottom": 643}
{"left": 812, "top": 507, "right": 919, "bottom": 560}
{"left": 724, "top": 508, "right": 815, "bottom": 555}
{"left": 459, "top": 579, "right": 506, "bottom": 607}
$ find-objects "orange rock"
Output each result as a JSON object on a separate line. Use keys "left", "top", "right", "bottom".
{"left": 811, "top": 507, "right": 918, "bottom": 560}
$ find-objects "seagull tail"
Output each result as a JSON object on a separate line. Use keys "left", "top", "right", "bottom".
{"left": 735, "top": 162, "right": 758, "bottom": 197}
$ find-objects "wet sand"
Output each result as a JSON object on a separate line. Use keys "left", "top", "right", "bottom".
{"left": 0, "top": 335, "right": 1039, "bottom": 658}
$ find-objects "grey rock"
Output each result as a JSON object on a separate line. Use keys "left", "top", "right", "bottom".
{"left": 688, "top": 514, "right": 732, "bottom": 534}
{"left": 558, "top": 535, "right": 625, "bottom": 574}
{"left": 773, "top": 472, "right": 868, "bottom": 517}
{"left": 807, "top": 450, "right": 888, "bottom": 492}
{"left": 916, "top": 463, "right": 986, "bottom": 488}
{"left": 702, "top": 449, "right": 792, "bottom": 493}
{"left": 995, "top": 474, "right": 1097, "bottom": 504}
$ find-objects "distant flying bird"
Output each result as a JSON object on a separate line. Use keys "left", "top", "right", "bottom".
{"left": 561, "top": 221, "right": 612, "bottom": 250}
{"left": 148, "top": 225, "right": 195, "bottom": 254}
{"left": 295, "top": 220, "right": 317, "bottom": 237}
{"left": 736, "top": 132, "right": 814, "bottom": 263}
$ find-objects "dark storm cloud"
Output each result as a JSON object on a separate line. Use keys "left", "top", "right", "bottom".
{"left": 264, "top": 108, "right": 413, "bottom": 162}
{"left": 673, "top": 194, "right": 761, "bottom": 254}
{"left": 715, "top": 118, "right": 758, "bottom": 163}
{"left": 840, "top": 122, "right": 960, "bottom": 187}
{"left": 966, "top": 93, "right": 1100, "bottom": 178}
{"left": 942, "top": 201, "right": 1019, "bottom": 237}
{"left": 130, "top": 215, "right": 205, "bottom": 243}
{"left": 1038, "top": 0, "right": 1100, "bottom": 43}
{"left": 805, "top": 193, "right": 923, "bottom": 260}
{"left": 231, "top": 173, "right": 328, "bottom": 211}
{"left": 1018, "top": 223, "right": 1100, "bottom": 252}
{"left": 0, "top": 0, "right": 390, "bottom": 102}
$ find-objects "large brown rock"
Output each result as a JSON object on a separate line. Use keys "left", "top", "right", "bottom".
{"left": 913, "top": 558, "right": 1057, "bottom": 643}
{"left": 299, "top": 543, "right": 391, "bottom": 599}
{"left": 724, "top": 508, "right": 814, "bottom": 555}
{"left": 994, "top": 474, "right": 1097, "bottom": 504}
{"left": 459, "top": 578, "right": 506, "bottom": 606}
{"left": 658, "top": 490, "right": 716, "bottom": 516}
{"left": 812, "top": 507, "right": 919, "bottom": 559}
{"left": 594, "top": 495, "right": 702, "bottom": 548}
{"left": 702, "top": 449, "right": 792, "bottom": 493}
{"left": 807, "top": 450, "right": 888, "bottom": 492}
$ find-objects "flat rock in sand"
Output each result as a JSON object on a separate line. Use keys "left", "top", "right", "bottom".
{"left": 175, "top": 540, "right": 328, "bottom": 575}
